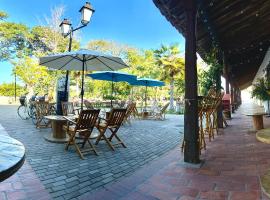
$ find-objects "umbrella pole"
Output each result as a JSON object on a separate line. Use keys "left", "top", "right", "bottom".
{"left": 145, "top": 86, "right": 147, "bottom": 111}
{"left": 81, "top": 55, "right": 85, "bottom": 110}
{"left": 111, "top": 81, "right": 114, "bottom": 108}
{"left": 131, "top": 87, "right": 133, "bottom": 101}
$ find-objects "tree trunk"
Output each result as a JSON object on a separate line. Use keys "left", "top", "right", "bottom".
{"left": 169, "top": 78, "right": 174, "bottom": 111}
{"left": 26, "top": 86, "right": 34, "bottom": 101}
{"left": 76, "top": 78, "right": 80, "bottom": 98}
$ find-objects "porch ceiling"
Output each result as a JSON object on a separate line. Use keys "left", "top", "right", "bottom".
{"left": 153, "top": 0, "right": 270, "bottom": 89}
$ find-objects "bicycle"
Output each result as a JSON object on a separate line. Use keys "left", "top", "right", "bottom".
{"left": 17, "top": 93, "right": 29, "bottom": 120}
{"left": 30, "top": 93, "right": 56, "bottom": 126}
{"left": 17, "top": 93, "right": 37, "bottom": 120}
{"left": 17, "top": 93, "right": 55, "bottom": 122}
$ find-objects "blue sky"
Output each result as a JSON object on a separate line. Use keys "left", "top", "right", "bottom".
{"left": 0, "top": 0, "right": 184, "bottom": 84}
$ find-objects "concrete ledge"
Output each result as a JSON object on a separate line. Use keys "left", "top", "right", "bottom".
{"left": 256, "top": 128, "right": 270, "bottom": 144}
{"left": 261, "top": 170, "right": 270, "bottom": 199}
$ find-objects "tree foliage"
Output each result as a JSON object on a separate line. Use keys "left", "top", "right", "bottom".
{"left": 0, "top": 82, "right": 25, "bottom": 96}
{"left": 13, "top": 57, "right": 57, "bottom": 96}
{"left": 251, "top": 78, "right": 270, "bottom": 101}
{"left": 0, "top": 20, "right": 29, "bottom": 60}
{"left": 154, "top": 44, "right": 184, "bottom": 110}
{"left": 199, "top": 48, "right": 223, "bottom": 95}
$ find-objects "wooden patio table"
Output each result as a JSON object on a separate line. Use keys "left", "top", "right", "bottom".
{"left": 44, "top": 115, "right": 70, "bottom": 143}
{"left": 0, "top": 135, "right": 25, "bottom": 182}
{"left": 246, "top": 112, "right": 266, "bottom": 130}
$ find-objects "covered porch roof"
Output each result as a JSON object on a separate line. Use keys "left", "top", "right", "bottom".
{"left": 153, "top": 0, "right": 270, "bottom": 89}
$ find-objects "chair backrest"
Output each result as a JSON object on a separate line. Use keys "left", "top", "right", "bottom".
{"left": 36, "top": 102, "right": 50, "bottom": 116}
{"left": 62, "top": 102, "right": 75, "bottom": 116}
{"left": 118, "top": 101, "right": 126, "bottom": 108}
{"left": 76, "top": 109, "right": 100, "bottom": 131}
{"left": 125, "top": 103, "right": 136, "bottom": 118}
{"left": 107, "top": 108, "right": 127, "bottom": 127}
{"left": 84, "top": 100, "right": 94, "bottom": 109}
{"left": 160, "top": 102, "right": 170, "bottom": 113}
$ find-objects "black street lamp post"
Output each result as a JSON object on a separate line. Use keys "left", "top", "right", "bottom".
{"left": 57, "top": 2, "right": 95, "bottom": 114}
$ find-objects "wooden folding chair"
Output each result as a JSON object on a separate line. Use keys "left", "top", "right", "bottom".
{"left": 62, "top": 102, "right": 76, "bottom": 116}
{"left": 95, "top": 108, "right": 127, "bottom": 151}
{"left": 63, "top": 109, "right": 100, "bottom": 159}
{"left": 153, "top": 102, "right": 170, "bottom": 120}
{"left": 84, "top": 100, "right": 94, "bottom": 109}
{"left": 131, "top": 103, "right": 141, "bottom": 119}
{"left": 123, "top": 103, "right": 136, "bottom": 125}
{"left": 35, "top": 102, "right": 50, "bottom": 128}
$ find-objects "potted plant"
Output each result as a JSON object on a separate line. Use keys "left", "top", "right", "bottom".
{"left": 251, "top": 78, "right": 270, "bottom": 113}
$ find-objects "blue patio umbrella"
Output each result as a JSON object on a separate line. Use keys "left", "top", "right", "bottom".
{"left": 128, "top": 78, "right": 165, "bottom": 110}
{"left": 87, "top": 71, "right": 137, "bottom": 107}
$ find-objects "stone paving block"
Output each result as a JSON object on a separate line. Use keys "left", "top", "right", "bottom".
{"left": 52, "top": 180, "right": 66, "bottom": 187}
{"left": 52, "top": 185, "right": 66, "bottom": 192}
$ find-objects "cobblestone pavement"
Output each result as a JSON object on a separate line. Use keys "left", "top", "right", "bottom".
{"left": 0, "top": 105, "right": 183, "bottom": 200}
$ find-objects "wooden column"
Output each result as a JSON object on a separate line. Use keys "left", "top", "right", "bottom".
{"left": 223, "top": 53, "right": 230, "bottom": 94}
{"left": 231, "top": 85, "right": 235, "bottom": 113}
{"left": 239, "top": 89, "right": 242, "bottom": 105}
{"left": 216, "top": 74, "right": 223, "bottom": 128}
{"left": 183, "top": 0, "right": 200, "bottom": 164}
{"left": 233, "top": 87, "right": 238, "bottom": 109}
{"left": 225, "top": 79, "right": 229, "bottom": 94}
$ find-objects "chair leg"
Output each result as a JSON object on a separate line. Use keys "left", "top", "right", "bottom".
{"left": 95, "top": 128, "right": 105, "bottom": 145}
{"left": 114, "top": 134, "right": 126, "bottom": 148}
{"left": 108, "top": 128, "right": 126, "bottom": 148}
{"left": 65, "top": 133, "right": 74, "bottom": 150}
{"left": 74, "top": 143, "right": 84, "bottom": 159}
{"left": 103, "top": 136, "right": 115, "bottom": 151}
{"left": 95, "top": 128, "right": 115, "bottom": 151}
{"left": 87, "top": 140, "right": 98, "bottom": 155}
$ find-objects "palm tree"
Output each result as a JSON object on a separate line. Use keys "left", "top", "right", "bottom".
{"left": 154, "top": 44, "right": 185, "bottom": 111}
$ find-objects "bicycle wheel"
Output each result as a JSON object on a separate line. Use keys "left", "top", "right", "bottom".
{"left": 17, "top": 105, "right": 29, "bottom": 120}
{"left": 30, "top": 107, "right": 38, "bottom": 125}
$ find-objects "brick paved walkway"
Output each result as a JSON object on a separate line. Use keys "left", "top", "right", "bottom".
{"left": 82, "top": 104, "right": 270, "bottom": 200}
{"left": 0, "top": 105, "right": 183, "bottom": 200}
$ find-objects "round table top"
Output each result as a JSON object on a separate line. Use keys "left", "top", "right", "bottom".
{"left": 44, "top": 115, "right": 67, "bottom": 121}
{"left": 246, "top": 113, "right": 266, "bottom": 116}
{"left": 0, "top": 135, "right": 25, "bottom": 182}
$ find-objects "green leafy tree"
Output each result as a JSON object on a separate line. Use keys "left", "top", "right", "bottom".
{"left": 87, "top": 40, "right": 133, "bottom": 58}
{"left": 13, "top": 57, "right": 57, "bottom": 98}
{"left": 0, "top": 13, "right": 30, "bottom": 60}
{"left": 154, "top": 44, "right": 185, "bottom": 111}
{"left": 0, "top": 11, "right": 8, "bottom": 21}
{"left": 0, "top": 82, "right": 25, "bottom": 96}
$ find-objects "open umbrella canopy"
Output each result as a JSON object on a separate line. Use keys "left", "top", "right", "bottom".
{"left": 39, "top": 49, "right": 129, "bottom": 71}
{"left": 129, "top": 78, "right": 165, "bottom": 87}
{"left": 39, "top": 49, "right": 129, "bottom": 111}
{"left": 87, "top": 71, "right": 137, "bottom": 108}
{"left": 87, "top": 71, "right": 137, "bottom": 82}
{"left": 128, "top": 78, "right": 165, "bottom": 111}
